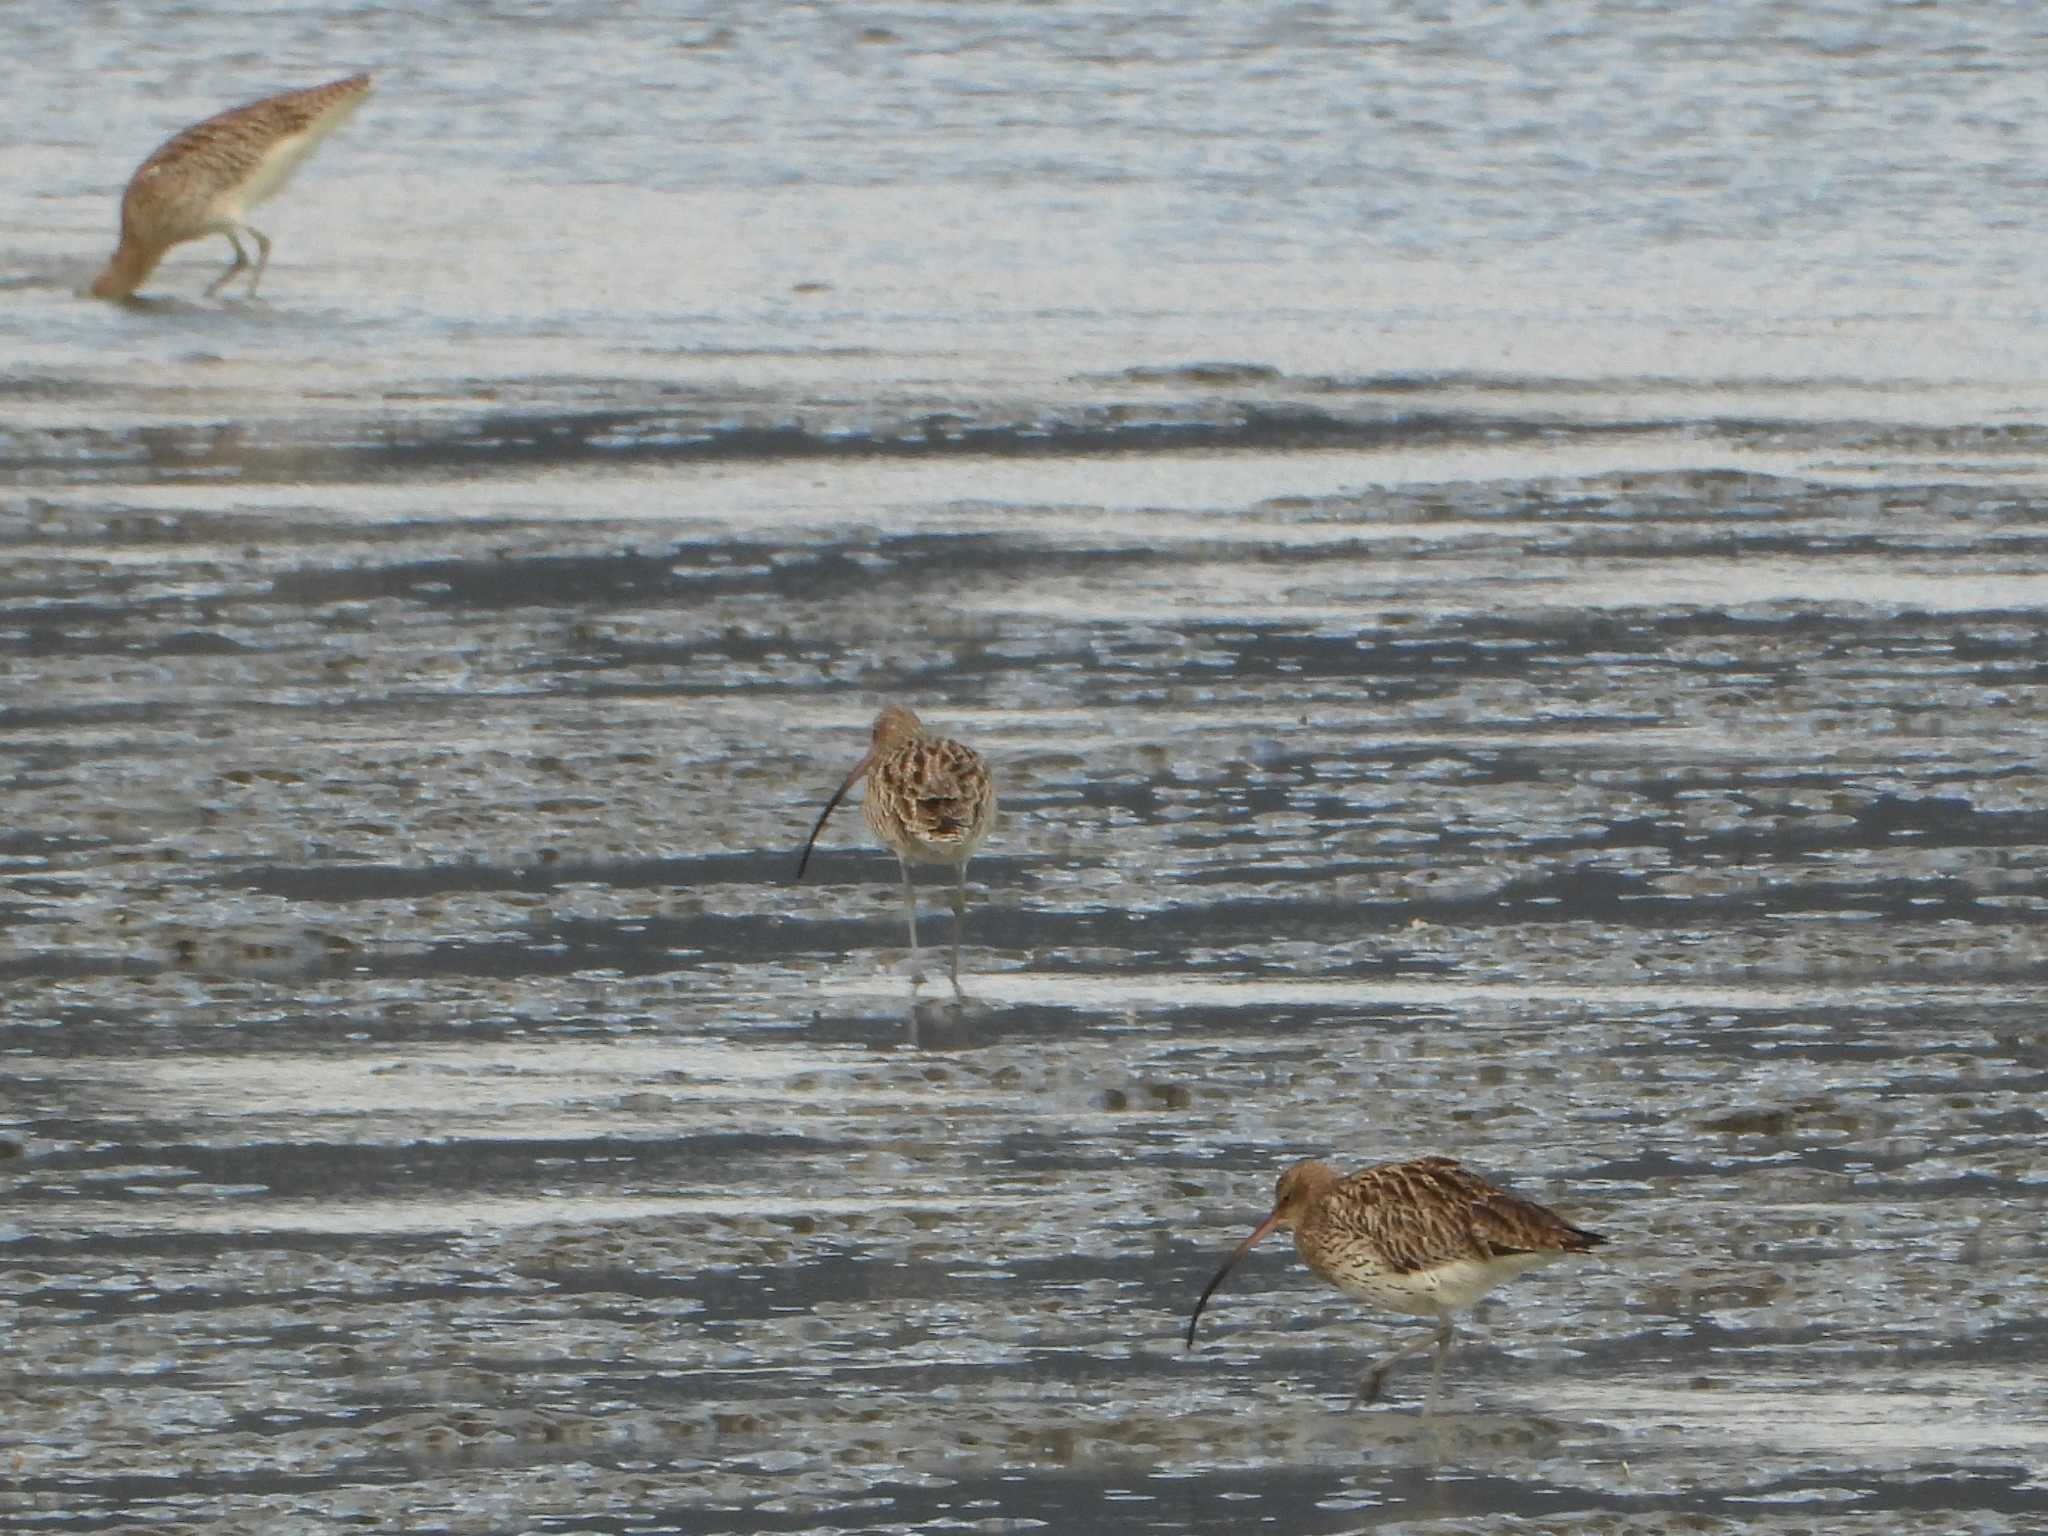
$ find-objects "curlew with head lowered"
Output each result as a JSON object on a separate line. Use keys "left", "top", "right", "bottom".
{"left": 1187, "top": 1155, "right": 1607, "bottom": 1408}
{"left": 90, "top": 73, "right": 373, "bottom": 301}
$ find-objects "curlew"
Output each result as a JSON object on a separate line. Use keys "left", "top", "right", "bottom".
{"left": 88, "top": 73, "right": 373, "bottom": 302}
{"left": 1186, "top": 1155, "right": 1606, "bottom": 1408}
{"left": 795, "top": 704, "right": 997, "bottom": 989}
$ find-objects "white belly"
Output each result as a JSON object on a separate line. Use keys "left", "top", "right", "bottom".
{"left": 1331, "top": 1251, "right": 1561, "bottom": 1317}
{"left": 225, "top": 94, "right": 366, "bottom": 217}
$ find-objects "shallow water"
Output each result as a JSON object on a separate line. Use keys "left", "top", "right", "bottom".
{"left": 5, "top": 2, "right": 2048, "bottom": 1533}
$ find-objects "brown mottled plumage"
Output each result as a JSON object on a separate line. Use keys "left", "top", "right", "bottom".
{"left": 795, "top": 704, "right": 997, "bottom": 988}
{"left": 1187, "top": 1156, "right": 1606, "bottom": 1407}
{"left": 90, "top": 74, "right": 373, "bottom": 301}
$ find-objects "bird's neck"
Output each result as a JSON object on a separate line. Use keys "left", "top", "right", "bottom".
{"left": 88, "top": 233, "right": 163, "bottom": 301}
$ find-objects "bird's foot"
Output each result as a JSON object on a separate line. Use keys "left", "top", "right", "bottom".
{"left": 1355, "top": 1368, "right": 1392, "bottom": 1407}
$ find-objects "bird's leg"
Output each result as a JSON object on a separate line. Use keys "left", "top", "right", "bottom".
{"left": 1424, "top": 1313, "right": 1455, "bottom": 1416}
{"left": 242, "top": 224, "right": 274, "bottom": 298}
{"left": 948, "top": 862, "right": 968, "bottom": 992}
{"left": 898, "top": 858, "right": 925, "bottom": 987}
{"left": 1356, "top": 1317, "right": 1455, "bottom": 1408}
{"left": 204, "top": 231, "right": 251, "bottom": 297}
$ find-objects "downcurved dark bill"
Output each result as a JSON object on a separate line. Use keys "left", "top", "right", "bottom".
{"left": 1185, "top": 1208, "right": 1283, "bottom": 1349}
{"left": 794, "top": 756, "right": 872, "bottom": 879}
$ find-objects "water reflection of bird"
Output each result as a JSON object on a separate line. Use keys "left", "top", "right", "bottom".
{"left": 89, "top": 74, "right": 373, "bottom": 301}
{"left": 1187, "top": 1156, "right": 1607, "bottom": 1407}
{"left": 796, "top": 704, "right": 997, "bottom": 989}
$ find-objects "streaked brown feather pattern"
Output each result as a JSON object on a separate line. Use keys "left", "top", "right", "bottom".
{"left": 1296, "top": 1156, "right": 1603, "bottom": 1287}
{"left": 1186, "top": 1154, "right": 1607, "bottom": 1405}
{"left": 794, "top": 703, "right": 996, "bottom": 986}
{"left": 91, "top": 73, "right": 373, "bottom": 299}
{"left": 864, "top": 734, "right": 996, "bottom": 861}
{"left": 129, "top": 75, "right": 370, "bottom": 206}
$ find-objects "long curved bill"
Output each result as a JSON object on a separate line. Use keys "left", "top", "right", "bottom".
{"left": 795, "top": 755, "right": 872, "bottom": 879}
{"left": 1185, "top": 1207, "right": 1284, "bottom": 1349}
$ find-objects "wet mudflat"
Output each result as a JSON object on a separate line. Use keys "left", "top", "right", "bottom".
{"left": 4, "top": 380, "right": 2048, "bottom": 1534}
{"left": 9, "top": 0, "right": 2048, "bottom": 1527}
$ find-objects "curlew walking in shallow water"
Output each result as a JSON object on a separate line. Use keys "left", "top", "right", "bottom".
{"left": 1186, "top": 1155, "right": 1606, "bottom": 1408}
{"left": 795, "top": 704, "right": 996, "bottom": 989}
{"left": 89, "top": 73, "right": 373, "bottom": 302}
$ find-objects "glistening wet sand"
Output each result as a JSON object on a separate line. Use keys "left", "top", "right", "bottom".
{"left": 9, "top": 0, "right": 2048, "bottom": 1526}
{"left": 5, "top": 393, "right": 2048, "bottom": 1531}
